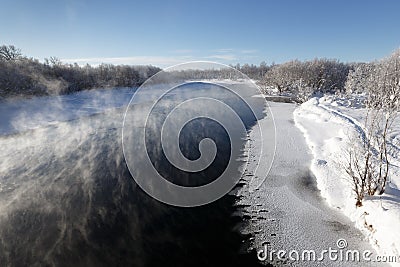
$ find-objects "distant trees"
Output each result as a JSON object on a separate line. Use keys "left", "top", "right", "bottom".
{"left": 234, "top": 62, "right": 270, "bottom": 80}
{"left": 1, "top": 43, "right": 397, "bottom": 107}
{"left": 261, "top": 59, "right": 350, "bottom": 101}
{"left": 0, "top": 45, "right": 278, "bottom": 98}
{"left": 166, "top": 63, "right": 271, "bottom": 81}
{"left": 0, "top": 45, "right": 161, "bottom": 98}
{"left": 160, "top": 59, "right": 349, "bottom": 102}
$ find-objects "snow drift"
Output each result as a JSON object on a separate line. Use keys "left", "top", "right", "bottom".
{"left": 294, "top": 95, "right": 400, "bottom": 263}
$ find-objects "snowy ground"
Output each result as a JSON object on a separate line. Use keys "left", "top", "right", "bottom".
{"left": 238, "top": 101, "right": 391, "bottom": 266}
{"left": 293, "top": 95, "right": 400, "bottom": 265}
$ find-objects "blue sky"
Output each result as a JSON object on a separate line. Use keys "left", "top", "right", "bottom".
{"left": 1, "top": 0, "right": 400, "bottom": 67}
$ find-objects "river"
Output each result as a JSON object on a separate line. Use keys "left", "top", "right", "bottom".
{"left": 0, "top": 84, "right": 269, "bottom": 267}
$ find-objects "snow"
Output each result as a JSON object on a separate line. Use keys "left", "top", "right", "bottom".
{"left": 238, "top": 101, "right": 384, "bottom": 266}
{"left": 294, "top": 95, "right": 400, "bottom": 265}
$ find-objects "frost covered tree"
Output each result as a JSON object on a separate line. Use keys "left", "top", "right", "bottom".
{"left": 0, "top": 45, "right": 22, "bottom": 61}
{"left": 263, "top": 61, "right": 298, "bottom": 93}
{"left": 345, "top": 48, "right": 400, "bottom": 206}
{"left": 0, "top": 44, "right": 161, "bottom": 97}
{"left": 261, "top": 58, "right": 349, "bottom": 101}
{"left": 344, "top": 63, "right": 374, "bottom": 94}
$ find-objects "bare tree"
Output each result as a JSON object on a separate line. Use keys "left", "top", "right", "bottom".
{"left": 344, "top": 48, "right": 400, "bottom": 206}
{"left": 44, "top": 56, "right": 62, "bottom": 66}
{"left": 0, "top": 45, "right": 22, "bottom": 61}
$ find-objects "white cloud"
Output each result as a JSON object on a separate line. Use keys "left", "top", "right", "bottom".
{"left": 213, "top": 48, "right": 235, "bottom": 53}
{"left": 61, "top": 56, "right": 193, "bottom": 67}
{"left": 206, "top": 54, "right": 237, "bottom": 61}
{"left": 241, "top": 49, "right": 258, "bottom": 54}
{"left": 170, "top": 49, "right": 194, "bottom": 54}
{"left": 62, "top": 53, "right": 241, "bottom": 68}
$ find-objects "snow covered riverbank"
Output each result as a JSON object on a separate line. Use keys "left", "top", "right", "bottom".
{"left": 294, "top": 95, "right": 400, "bottom": 265}
{"left": 238, "top": 101, "right": 385, "bottom": 266}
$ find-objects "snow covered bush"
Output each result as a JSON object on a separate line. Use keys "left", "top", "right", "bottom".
{"left": 345, "top": 109, "right": 395, "bottom": 206}
{"left": 344, "top": 49, "right": 400, "bottom": 206}
{"left": 262, "top": 59, "right": 350, "bottom": 101}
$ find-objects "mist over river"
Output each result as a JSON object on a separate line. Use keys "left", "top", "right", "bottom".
{"left": 0, "top": 84, "right": 268, "bottom": 267}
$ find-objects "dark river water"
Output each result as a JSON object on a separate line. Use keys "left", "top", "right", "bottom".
{"left": 0, "top": 83, "right": 270, "bottom": 267}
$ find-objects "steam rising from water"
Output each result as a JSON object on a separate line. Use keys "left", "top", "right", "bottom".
{"left": 0, "top": 65, "right": 274, "bottom": 265}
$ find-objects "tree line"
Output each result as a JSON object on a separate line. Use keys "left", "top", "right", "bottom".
{"left": 0, "top": 45, "right": 160, "bottom": 98}
{"left": 1, "top": 44, "right": 399, "bottom": 103}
